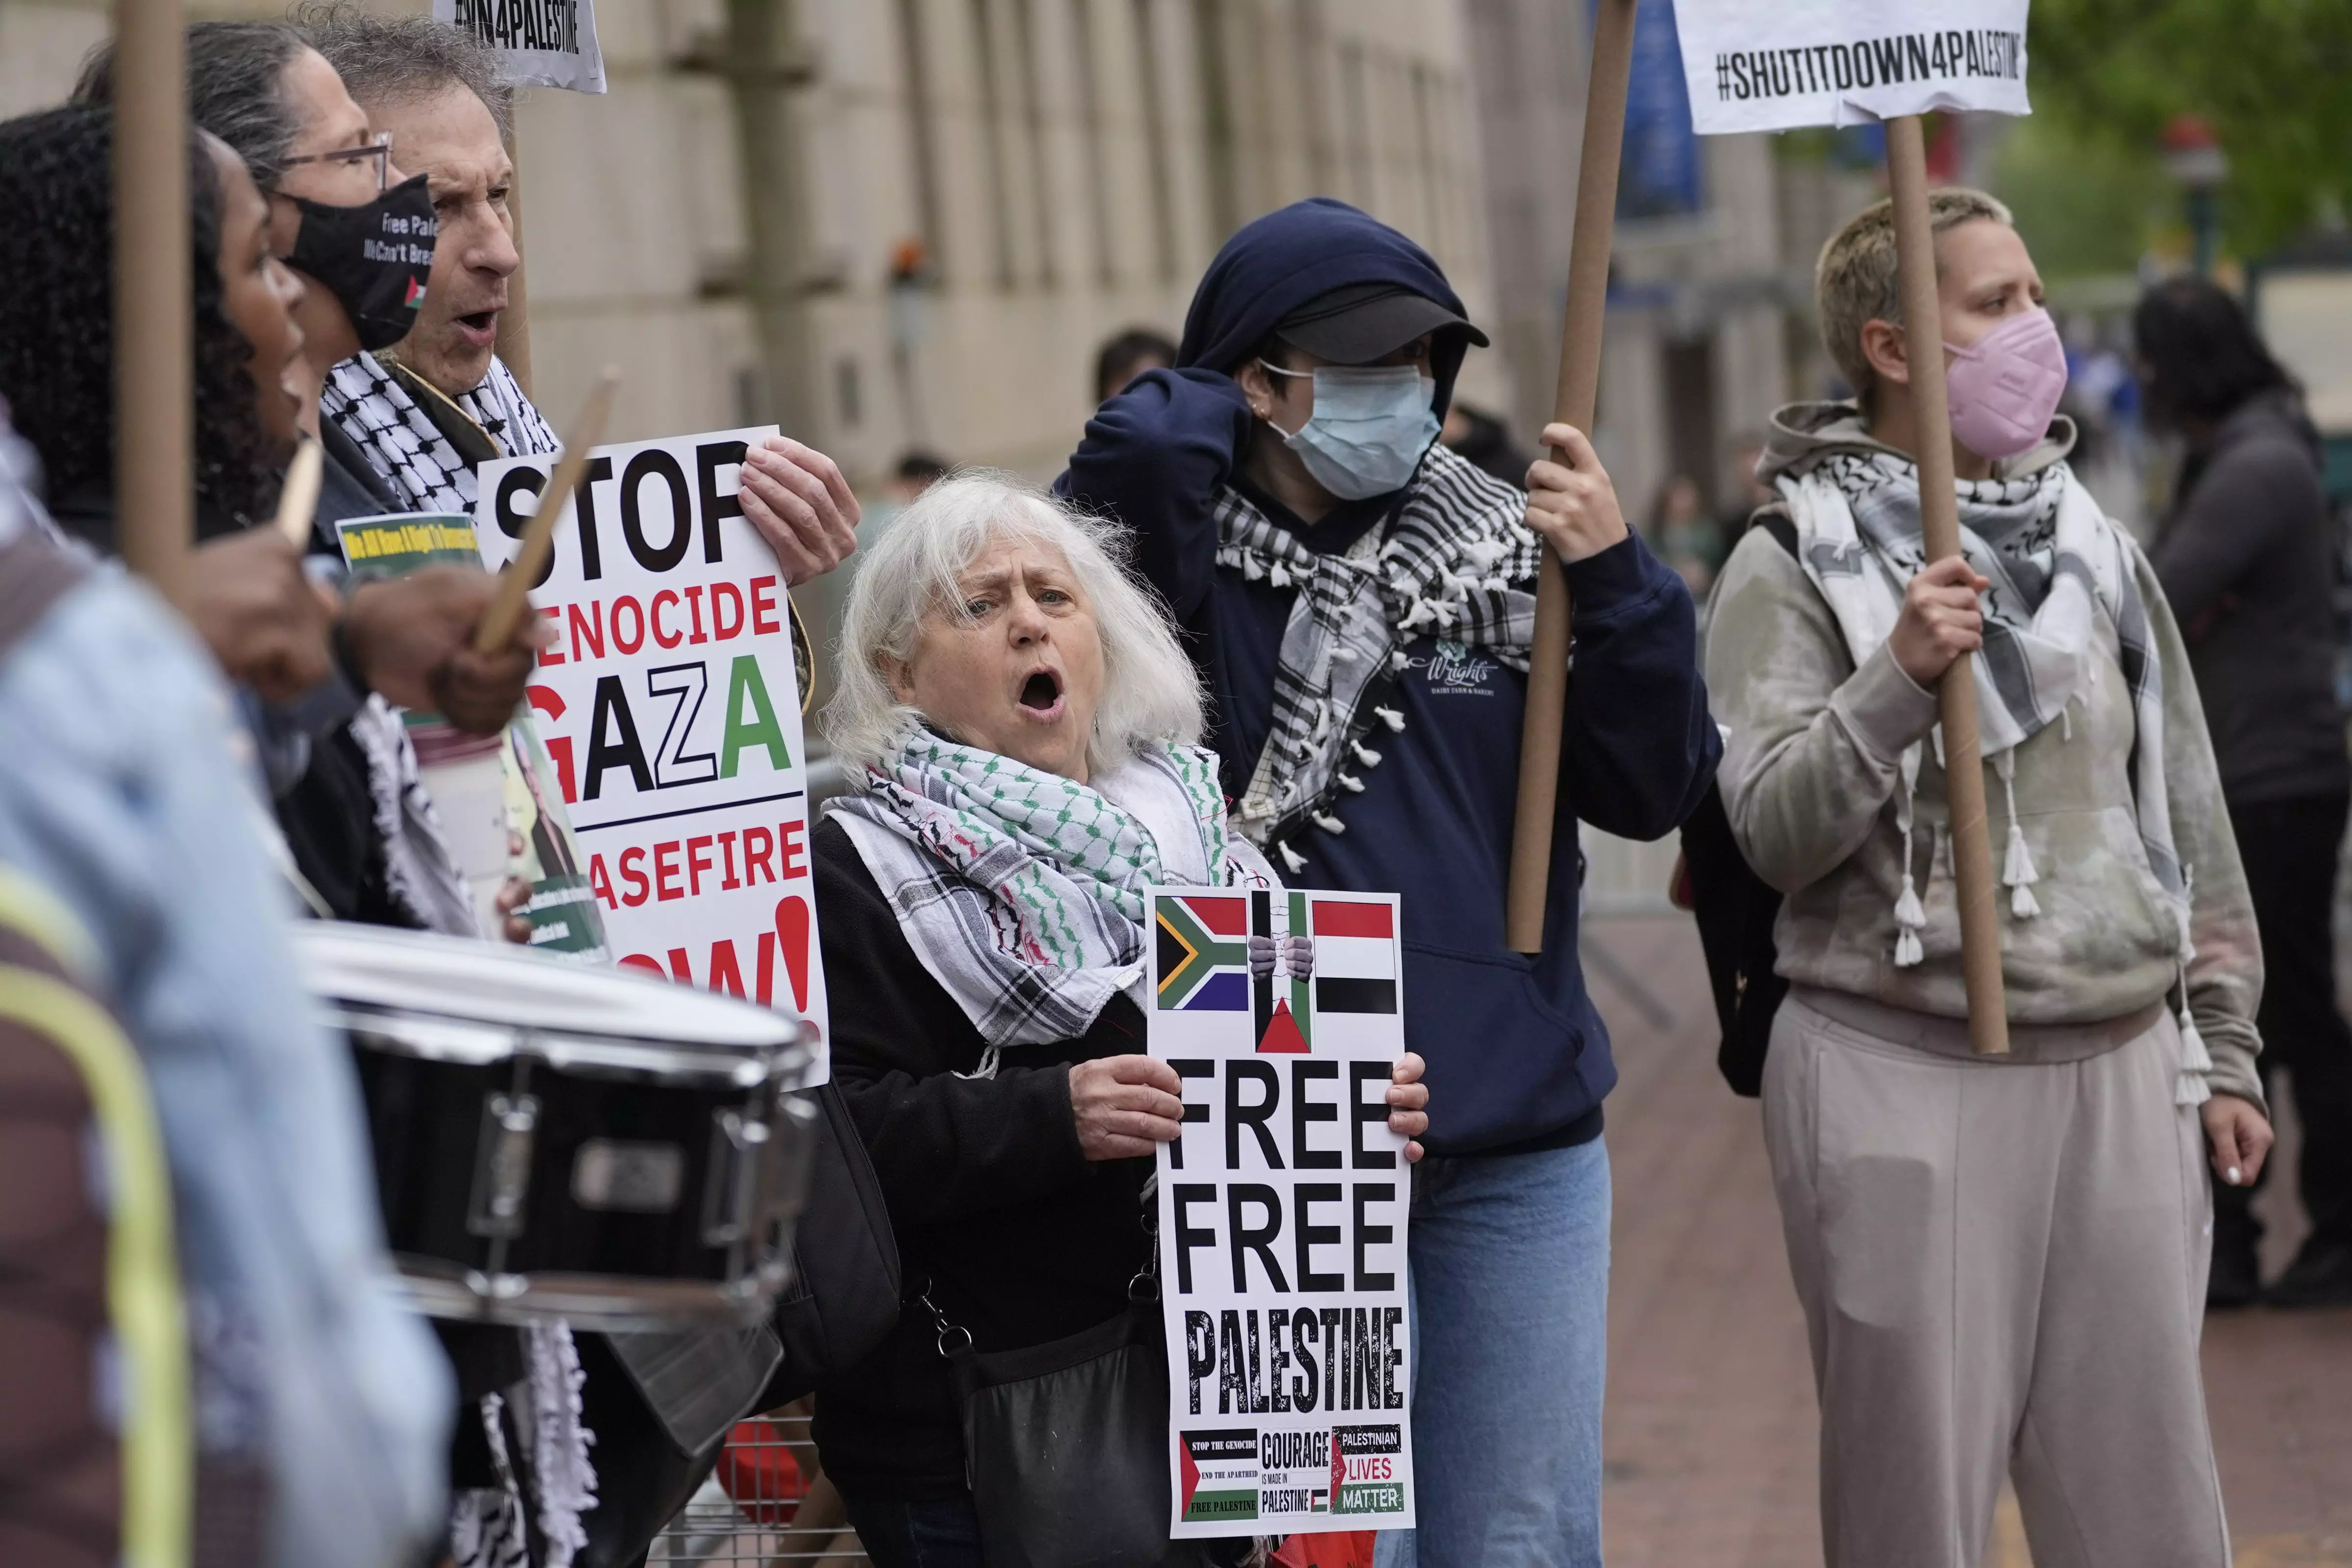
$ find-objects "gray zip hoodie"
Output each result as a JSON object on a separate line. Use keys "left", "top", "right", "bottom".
{"left": 1705, "top": 402, "right": 2263, "bottom": 1104}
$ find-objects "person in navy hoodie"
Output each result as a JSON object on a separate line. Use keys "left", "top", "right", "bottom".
{"left": 1061, "top": 199, "right": 1716, "bottom": 1566}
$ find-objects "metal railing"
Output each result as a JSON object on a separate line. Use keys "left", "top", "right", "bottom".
{"left": 647, "top": 1411, "right": 868, "bottom": 1567}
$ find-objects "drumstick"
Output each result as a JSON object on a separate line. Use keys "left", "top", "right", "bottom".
{"left": 473, "top": 366, "right": 620, "bottom": 654}
{"left": 273, "top": 436, "right": 324, "bottom": 546}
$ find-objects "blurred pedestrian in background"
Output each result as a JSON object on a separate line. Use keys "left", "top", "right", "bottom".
{"left": 1439, "top": 399, "right": 1534, "bottom": 488}
{"left": 1648, "top": 472, "right": 1718, "bottom": 598}
{"left": 884, "top": 448, "right": 952, "bottom": 503}
{"left": 1092, "top": 327, "right": 1176, "bottom": 405}
{"left": 2139, "top": 274, "right": 2352, "bottom": 1309}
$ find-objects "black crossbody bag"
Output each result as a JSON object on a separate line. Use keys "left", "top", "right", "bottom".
{"left": 926, "top": 1183, "right": 1226, "bottom": 1568}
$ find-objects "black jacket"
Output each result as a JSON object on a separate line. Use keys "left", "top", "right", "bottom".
{"left": 808, "top": 817, "right": 1157, "bottom": 1497}
{"left": 2151, "top": 392, "right": 2348, "bottom": 806}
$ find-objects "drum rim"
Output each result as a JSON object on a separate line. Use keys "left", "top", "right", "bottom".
{"left": 390, "top": 1254, "right": 790, "bottom": 1330}
{"left": 324, "top": 999, "right": 820, "bottom": 1087}
{"left": 294, "top": 920, "right": 812, "bottom": 1052}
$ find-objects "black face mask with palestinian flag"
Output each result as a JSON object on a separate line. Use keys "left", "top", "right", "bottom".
{"left": 284, "top": 172, "right": 438, "bottom": 353}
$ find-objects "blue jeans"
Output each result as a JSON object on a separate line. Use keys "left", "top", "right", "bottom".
{"left": 1376, "top": 1136, "right": 1611, "bottom": 1568}
{"left": 838, "top": 1491, "right": 985, "bottom": 1568}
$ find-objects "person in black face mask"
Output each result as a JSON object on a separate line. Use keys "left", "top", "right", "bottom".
{"left": 77, "top": 23, "right": 433, "bottom": 476}
{"left": 75, "top": 25, "right": 550, "bottom": 938}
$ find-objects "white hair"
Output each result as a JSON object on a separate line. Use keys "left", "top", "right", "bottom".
{"left": 823, "top": 470, "right": 1205, "bottom": 777}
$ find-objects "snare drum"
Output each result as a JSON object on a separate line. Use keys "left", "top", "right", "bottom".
{"left": 298, "top": 922, "right": 820, "bottom": 1330}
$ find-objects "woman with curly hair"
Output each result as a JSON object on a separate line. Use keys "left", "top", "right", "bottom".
{"left": 0, "top": 104, "right": 299, "bottom": 543}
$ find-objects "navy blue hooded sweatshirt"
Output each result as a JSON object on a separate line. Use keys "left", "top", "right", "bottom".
{"left": 1061, "top": 200, "right": 1719, "bottom": 1157}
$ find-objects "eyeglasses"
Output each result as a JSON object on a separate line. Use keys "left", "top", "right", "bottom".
{"left": 277, "top": 130, "right": 392, "bottom": 194}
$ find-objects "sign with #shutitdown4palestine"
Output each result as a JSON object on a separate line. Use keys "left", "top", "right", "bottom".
{"left": 1672, "top": 0, "right": 2030, "bottom": 135}
{"left": 473, "top": 425, "right": 829, "bottom": 1070}
{"left": 1150, "top": 887, "right": 1413, "bottom": 1537}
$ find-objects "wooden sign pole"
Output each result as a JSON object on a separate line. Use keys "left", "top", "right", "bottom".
{"left": 113, "top": 0, "right": 193, "bottom": 596}
{"left": 1506, "top": 0, "right": 1638, "bottom": 954}
{"left": 1885, "top": 114, "right": 2009, "bottom": 1055}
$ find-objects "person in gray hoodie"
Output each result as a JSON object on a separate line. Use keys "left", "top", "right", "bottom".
{"left": 2139, "top": 275, "right": 2352, "bottom": 1309}
{"left": 1706, "top": 189, "right": 2271, "bottom": 1568}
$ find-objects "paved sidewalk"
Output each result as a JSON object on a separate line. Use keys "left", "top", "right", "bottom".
{"left": 1587, "top": 915, "right": 2352, "bottom": 1568}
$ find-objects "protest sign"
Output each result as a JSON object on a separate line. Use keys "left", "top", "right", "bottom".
{"left": 1672, "top": 0, "right": 2030, "bottom": 133}
{"left": 437, "top": 0, "right": 604, "bottom": 93}
{"left": 472, "top": 426, "right": 830, "bottom": 1063}
{"left": 337, "top": 511, "right": 611, "bottom": 960}
{"left": 1150, "top": 887, "right": 1413, "bottom": 1537}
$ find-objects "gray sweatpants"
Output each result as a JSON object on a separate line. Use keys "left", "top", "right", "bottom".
{"left": 1763, "top": 988, "right": 2230, "bottom": 1568}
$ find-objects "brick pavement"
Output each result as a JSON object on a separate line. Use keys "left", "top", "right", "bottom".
{"left": 1584, "top": 915, "right": 2352, "bottom": 1567}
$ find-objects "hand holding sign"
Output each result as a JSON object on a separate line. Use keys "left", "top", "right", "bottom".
{"left": 737, "top": 435, "right": 863, "bottom": 586}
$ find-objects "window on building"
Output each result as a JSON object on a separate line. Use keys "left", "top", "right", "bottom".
{"left": 894, "top": 0, "right": 946, "bottom": 277}
{"left": 1011, "top": 0, "right": 1059, "bottom": 288}
{"left": 1191, "top": 0, "right": 1239, "bottom": 242}
{"left": 1071, "top": 0, "right": 1118, "bottom": 287}
{"left": 1133, "top": 0, "right": 1179, "bottom": 281}
{"left": 971, "top": 0, "right": 1019, "bottom": 289}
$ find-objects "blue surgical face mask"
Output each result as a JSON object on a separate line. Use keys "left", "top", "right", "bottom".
{"left": 1260, "top": 361, "right": 1440, "bottom": 501}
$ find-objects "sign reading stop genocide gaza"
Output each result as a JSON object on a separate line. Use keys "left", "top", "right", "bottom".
{"left": 1150, "top": 887, "right": 1413, "bottom": 1538}
{"left": 1672, "top": 0, "right": 2030, "bottom": 134}
{"left": 473, "top": 426, "right": 829, "bottom": 1065}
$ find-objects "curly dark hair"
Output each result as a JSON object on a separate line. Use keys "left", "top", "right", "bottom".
{"left": 2133, "top": 276, "right": 2298, "bottom": 431}
{"left": 0, "top": 105, "right": 279, "bottom": 540}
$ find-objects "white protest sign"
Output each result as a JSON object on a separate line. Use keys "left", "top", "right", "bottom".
{"left": 1673, "top": 0, "right": 2030, "bottom": 134}
{"left": 473, "top": 425, "right": 828, "bottom": 1070}
{"left": 437, "top": 0, "right": 605, "bottom": 94}
{"left": 1150, "top": 887, "right": 1413, "bottom": 1537}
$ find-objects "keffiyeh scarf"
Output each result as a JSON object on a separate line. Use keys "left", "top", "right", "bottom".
{"left": 321, "top": 352, "right": 559, "bottom": 512}
{"left": 830, "top": 732, "right": 1267, "bottom": 1053}
{"left": 1783, "top": 450, "right": 2208, "bottom": 1102}
{"left": 1213, "top": 443, "right": 1541, "bottom": 864}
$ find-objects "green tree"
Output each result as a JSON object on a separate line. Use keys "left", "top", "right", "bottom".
{"left": 2030, "top": 0, "right": 2352, "bottom": 255}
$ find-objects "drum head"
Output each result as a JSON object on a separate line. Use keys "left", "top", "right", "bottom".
{"left": 297, "top": 922, "right": 814, "bottom": 1085}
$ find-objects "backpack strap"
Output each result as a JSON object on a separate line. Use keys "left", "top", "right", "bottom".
{"left": 0, "top": 867, "right": 191, "bottom": 1568}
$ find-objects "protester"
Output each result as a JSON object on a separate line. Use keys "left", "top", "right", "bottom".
{"left": 1062, "top": 197, "right": 1716, "bottom": 1568}
{"left": 0, "top": 367, "right": 451, "bottom": 1568}
{"left": 1706, "top": 189, "right": 2269, "bottom": 1566}
{"left": 1094, "top": 326, "right": 1177, "bottom": 404}
{"left": 303, "top": 5, "right": 858, "bottom": 588}
{"left": 1438, "top": 399, "right": 1533, "bottom": 489}
{"left": 885, "top": 448, "right": 953, "bottom": 502}
{"left": 808, "top": 471, "right": 1430, "bottom": 1564}
{"left": 1647, "top": 471, "right": 1718, "bottom": 597}
{"left": 299, "top": 20, "right": 871, "bottom": 1562}
{"left": 2139, "top": 275, "right": 2352, "bottom": 1309}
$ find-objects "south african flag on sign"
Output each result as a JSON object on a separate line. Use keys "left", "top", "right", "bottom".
{"left": 1155, "top": 894, "right": 1250, "bottom": 1011}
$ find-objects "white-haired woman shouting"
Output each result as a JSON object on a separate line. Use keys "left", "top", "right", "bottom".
{"left": 808, "top": 472, "right": 1429, "bottom": 1565}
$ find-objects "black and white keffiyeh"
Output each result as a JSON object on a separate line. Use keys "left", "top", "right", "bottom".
{"left": 321, "top": 352, "right": 559, "bottom": 512}
{"left": 830, "top": 733, "right": 1273, "bottom": 1056}
{"left": 1213, "top": 442, "right": 1541, "bottom": 864}
{"left": 1783, "top": 450, "right": 2209, "bottom": 1102}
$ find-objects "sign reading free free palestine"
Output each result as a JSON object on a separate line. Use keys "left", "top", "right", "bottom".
{"left": 473, "top": 426, "right": 828, "bottom": 1070}
{"left": 1151, "top": 887, "right": 1412, "bottom": 1537}
{"left": 1672, "top": 0, "right": 2031, "bottom": 134}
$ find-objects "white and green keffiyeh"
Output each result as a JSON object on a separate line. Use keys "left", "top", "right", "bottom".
{"left": 829, "top": 731, "right": 1273, "bottom": 1050}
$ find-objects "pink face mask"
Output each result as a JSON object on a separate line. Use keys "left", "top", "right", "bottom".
{"left": 1943, "top": 306, "right": 2069, "bottom": 460}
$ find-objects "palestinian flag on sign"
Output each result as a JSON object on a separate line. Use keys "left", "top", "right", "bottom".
{"left": 1156, "top": 894, "right": 1250, "bottom": 1011}
{"left": 1312, "top": 899, "right": 1398, "bottom": 1013}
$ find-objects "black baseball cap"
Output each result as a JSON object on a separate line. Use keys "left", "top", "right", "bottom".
{"left": 1273, "top": 283, "right": 1490, "bottom": 364}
